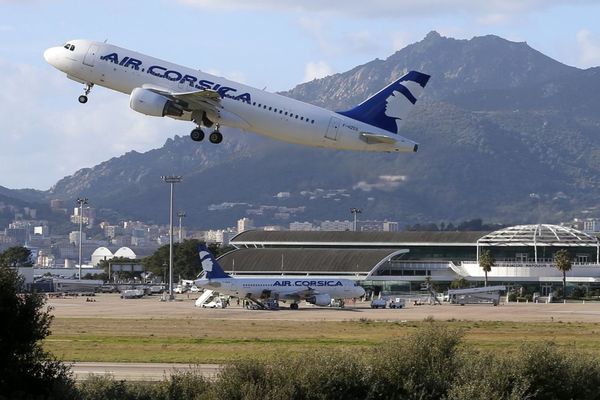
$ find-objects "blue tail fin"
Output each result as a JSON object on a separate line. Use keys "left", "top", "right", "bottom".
{"left": 337, "top": 70, "right": 430, "bottom": 134}
{"left": 198, "top": 244, "right": 231, "bottom": 279}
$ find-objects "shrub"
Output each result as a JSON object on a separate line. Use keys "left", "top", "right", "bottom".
{"left": 0, "top": 254, "right": 76, "bottom": 400}
{"left": 367, "top": 322, "right": 463, "bottom": 399}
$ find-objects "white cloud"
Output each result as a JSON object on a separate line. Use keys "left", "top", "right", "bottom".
{"left": 303, "top": 61, "right": 333, "bottom": 82}
{"left": 353, "top": 175, "right": 407, "bottom": 192}
{"left": 576, "top": 29, "right": 600, "bottom": 67}
{"left": 0, "top": 60, "right": 181, "bottom": 189}
{"left": 178, "top": 0, "right": 595, "bottom": 20}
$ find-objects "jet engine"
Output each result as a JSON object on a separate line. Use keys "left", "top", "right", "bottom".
{"left": 129, "top": 87, "right": 184, "bottom": 117}
{"left": 308, "top": 294, "right": 331, "bottom": 307}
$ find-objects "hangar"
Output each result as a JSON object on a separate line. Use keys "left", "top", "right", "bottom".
{"left": 224, "top": 225, "right": 600, "bottom": 297}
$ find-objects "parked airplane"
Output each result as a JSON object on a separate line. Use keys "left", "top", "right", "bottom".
{"left": 44, "top": 40, "right": 430, "bottom": 152}
{"left": 193, "top": 245, "right": 365, "bottom": 310}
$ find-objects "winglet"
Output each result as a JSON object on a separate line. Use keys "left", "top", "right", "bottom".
{"left": 198, "top": 244, "right": 231, "bottom": 279}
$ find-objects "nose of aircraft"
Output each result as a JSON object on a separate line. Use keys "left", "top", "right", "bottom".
{"left": 357, "top": 285, "right": 366, "bottom": 297}
{"left": 43, "top": 47, "right": 61, "bottom": 68}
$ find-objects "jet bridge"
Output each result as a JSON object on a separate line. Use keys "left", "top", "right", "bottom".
{"left": 447, "top": 285, "right": 506, "bottom": 306}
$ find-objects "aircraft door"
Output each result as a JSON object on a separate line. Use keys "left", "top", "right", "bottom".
{"left": 83, "top": 44, "right": 99, "bottom": 67}
{"left": 325, "top": 117, "right": 341, "bottom": 141}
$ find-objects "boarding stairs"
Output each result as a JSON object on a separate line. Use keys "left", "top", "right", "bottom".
{"left": 195, "top": 290, "right": 214, "bottom": 307}
{"left": 420, "top": 283, "right": 442, "bottom": 305}
{"left": 447, "top": 285, "right": 506, "bottom": 306}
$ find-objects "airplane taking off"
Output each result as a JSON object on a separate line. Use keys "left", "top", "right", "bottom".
{"left": 193, "top": 245, "right": 365, "bottom": 310}
{"left": 44, "top": 40, "right": 430, "bottom": 152}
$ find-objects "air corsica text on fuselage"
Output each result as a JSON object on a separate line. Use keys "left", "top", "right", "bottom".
{"left": 273, "top": 280, "right": 344, "bottom": 287}
{"left": 99, "top": 53, "right": 252, "bottom": 103}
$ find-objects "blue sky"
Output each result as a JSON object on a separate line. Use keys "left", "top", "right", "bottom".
{"left": 1, "top": 0, "right": 600, "bottom": 190}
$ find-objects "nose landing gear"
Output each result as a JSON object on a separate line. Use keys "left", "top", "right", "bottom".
{"left": 78, "top": 83, "right": 94, "bottom": 104}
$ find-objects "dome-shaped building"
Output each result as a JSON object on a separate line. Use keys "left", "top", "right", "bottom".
{"left": 114, "top": 247, "right": 137, "bottom": 259}
{"left": 91, "top": 247, "right": 113, "bottom": 266}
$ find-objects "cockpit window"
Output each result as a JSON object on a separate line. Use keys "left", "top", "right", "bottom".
{"left": 63, "top": 43, "right": 75, "bottom": 51}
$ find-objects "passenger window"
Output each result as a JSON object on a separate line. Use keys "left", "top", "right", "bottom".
{"left": 279, "top": 110, "right": 283, "bottom": 114}
{"left": 268, "top": 107, "right": 272, "bottom": 111}
{"left": 300, "top": 117, "right": 304, "bottom": 121}
{"left": 258, "top": 104, "right": 262, "bottom": 107}
{"left": 295, "top": 115, "right": 298, "bottom": 119}
{"left": 263, "top": 105, "right": 267, "bottom": 109}
{"left": 311, "top": 120, "right": 315, "bottom": 123}
{"left": 253, "top": 102, "right": 256, "bottom": 106}
{"left": 284, "top": 112, "right": 288, "bottom": 116}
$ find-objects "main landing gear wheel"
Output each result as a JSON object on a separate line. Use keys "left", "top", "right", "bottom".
{"left": 190, "top": 128, "right": 205, "bottom": 142}
{"left": 209, "top": 131, "right": 223, "bottom": 144}
{"left": 78, "top": 95, "right": 88, "bottom": 104}
{"left": 290, "top": 303, "right": 299, "bottom": 310}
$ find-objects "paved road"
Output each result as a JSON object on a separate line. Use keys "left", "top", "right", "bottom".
{"left": 71, "top": 362, "right": 221, "bottom": 381}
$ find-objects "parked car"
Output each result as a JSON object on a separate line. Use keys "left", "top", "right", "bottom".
{"left": 189, "top": 285, "right": 201, "bottom": 293}
{"left": 389, "top": 298, "right": 405, "bottom": 309}
{"left": 371, "top": 298, "right": 387, "bottom": 309}
{"left": 202, "top": 298, "right": 226, "bottom": 308}
{"left": 173, "top": 285, "right": 188, "bottom": 294}
{"left": 99, "top": 285, "right": 116, "bottom": 293}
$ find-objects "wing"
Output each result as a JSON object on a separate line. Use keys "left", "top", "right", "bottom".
{"left": 141, "top": 83, "right": 221, "bottom": 118}
{"left": 359, "top": 132, "right": 397, "bottom": 145}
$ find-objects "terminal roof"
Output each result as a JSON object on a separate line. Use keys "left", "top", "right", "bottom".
{"left": 217, "top": 248, "right": 405, "bottom": 274}
{"left": 231, "top": 230, "right": 489, "bottom": 247}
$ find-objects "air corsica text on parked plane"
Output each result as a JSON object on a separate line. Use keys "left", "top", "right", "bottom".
{"left": 99, "top": 53, "right": 253, "bottom": 103}
{"left": 273, "top": 280, "right": 344, "bottom": 287}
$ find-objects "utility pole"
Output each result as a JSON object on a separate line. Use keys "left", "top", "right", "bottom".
{"left": 76, "top": 197, "right": 88, "bottom": 281}
{"left": 350, "top": 208, "right": 362, "bottom": 232}
{"left": 161, "top": 175, "right": 182, "bottom": 300}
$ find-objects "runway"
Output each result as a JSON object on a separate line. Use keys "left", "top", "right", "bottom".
{"left": 71, "top": 362, "right": 221, "bottom": 381}
{"left": 47, "top": 294, "right": 600, "bottom": 323}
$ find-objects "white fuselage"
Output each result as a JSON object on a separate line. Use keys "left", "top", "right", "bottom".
{"left": 44, "top": 39, "right": 418, "bottom": 152}
{"left": 195, "top": 276, "right": 365, "bottom": 300}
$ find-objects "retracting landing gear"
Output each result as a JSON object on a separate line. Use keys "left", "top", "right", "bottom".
{"left": 189, "top": 127, "right": 222, "bottom": 144}
{"left": 209, "top": 130, "right": 223, "bottom": 144}
{"left": 190, "top": 128, "right": 204, "bottom": 142}
{"left": 190, "top": 112, "right": 222, "bottom": 144}
{"left": 78, "top": 83, "right": 94, "bottom": 104}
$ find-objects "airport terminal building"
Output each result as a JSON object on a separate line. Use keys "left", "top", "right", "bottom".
{"left": 223, "top": 225, "right": 600, "bottom": 297}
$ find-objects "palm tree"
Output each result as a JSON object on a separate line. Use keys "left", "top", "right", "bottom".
{"left": 479, "top": 249, "right": 494, "bottom": 287}
{"left": 554, "top": 249, "right": 572, "bottom": 298}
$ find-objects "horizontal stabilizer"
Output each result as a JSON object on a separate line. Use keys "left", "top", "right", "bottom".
{"left": 359, "top": 132, "right": 397, "bottom": 145}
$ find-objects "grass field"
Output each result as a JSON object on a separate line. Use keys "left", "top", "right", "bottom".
{"left": 45, "top": 317, "right": 600, "bottom": 363}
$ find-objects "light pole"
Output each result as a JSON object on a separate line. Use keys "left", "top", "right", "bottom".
{"left": 350, "top": 208, "right": 362, "bottom": 232}
{"left": 76, "top": 197, "right": 88, "bottom": 280}
{"left": 177, "top": 211, "right": 186, "bottom": 243}
{"left": 162, "top": 175, "right": 182, "bottom": 300}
